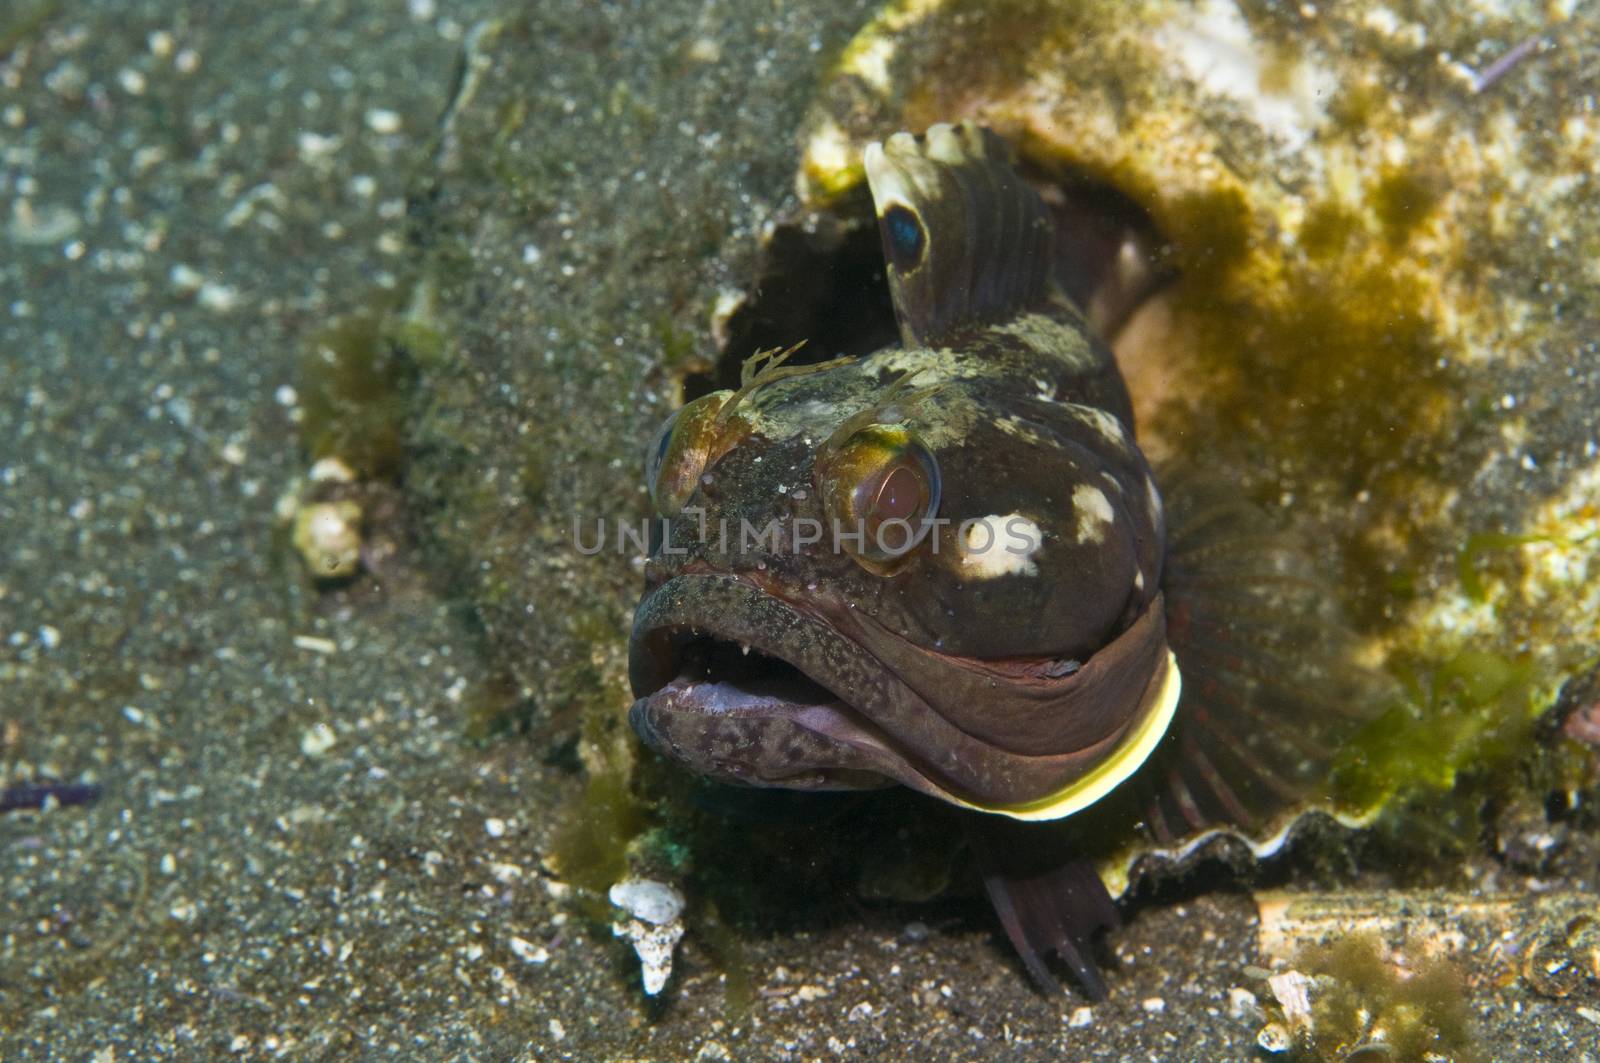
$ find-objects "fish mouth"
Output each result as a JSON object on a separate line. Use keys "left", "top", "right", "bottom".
{"left": 628, "top": 573, "right": 1181, "bottom": 821}
{"left": 628, "top": 574, "right": 923, "bottom": 795}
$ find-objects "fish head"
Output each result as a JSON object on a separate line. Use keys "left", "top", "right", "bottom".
{"left": 630, "top": 333, "right": 1175, "bottom": 820}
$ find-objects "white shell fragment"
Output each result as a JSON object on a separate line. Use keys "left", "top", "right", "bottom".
{"left": 609, "top": 878, "right": 687, "bottom": 996}
{"left": 1266, "top": 970, "right": 1314, "bottom": 1029}
{"left": 608, "top": 877, "right": 684, "bottom": 925}
{"left": 291, "top": 500, "right": 363, "bottom": 580}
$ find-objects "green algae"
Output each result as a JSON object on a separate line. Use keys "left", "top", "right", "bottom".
{"left": 688, "top": 900, "right": 756, "bottom": 1018}
{"left": 900, "top": 0, "right": 1147, "bottom": 135}
{"left": 546, "top": 659, "right": 655, "bottom": 916}
{"left": 1158, "top": 235, "right": 1458, "bottom": 630}
{"left": 1157, "top": 186, "right": 1254, "bottom": 290}
{"left": 389, "top": 277, "right": 451, "bottom": 368}
{"left": 548, "top": 770, "right": 647, "bottom": 909}
{"left": 1286, "top": 932, "right": 1479, "bottom": 1063}
{"left": 1455, "top": 531, "right": 1572, "bottom": 603}
{"left": 462, "top": 671, "right": 533, "bottom": 743}
{"left": 1298, "top": 202, "right": 1365, "bottom": 261}
{"left": 1325, "top": 79, "right": 1389, "bottom": 137}
{"left": 1332, "top": 650, "right": 1540, "bottom": 816}
{"left": 1369, "top": 166, "right": 1443, "bottom": 248}
{"left": 298, "top": 306, "right": 417, "bottom": 480}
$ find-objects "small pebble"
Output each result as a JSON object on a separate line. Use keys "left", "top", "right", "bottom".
{"left": 8, "top": 201, "right": 81, "bottom": 245}
{"left": 292, "top": 634, "right": 338, "bottom": 654}
{"left": 118, "top": 67, "right": 148, "bottom": 95}
{"left": 292, "top": 500, "right": 363, "bottom": 580}
{"left": 508, "top": 936, "right": 549, "bottom": 965}
{"left": 1257, "top": 1021, "right": 1293, "bottom": 1053}
{"left": 365, "top": 108, "right": 402, "bottom": 134}
{"left": 1228, "top": 986, "right": 1263, "bottom": 1022}
{"left": 170, "top": 263, "right": 205, "bottom": 293}
{"left": 308, "top": 456, "right": 356, "bottom": 483}
{"left": 197, "top": 281, "right": 239, "bottom": 313}
{"left": 300, "top": 722, "right": 336, "bottom": 757}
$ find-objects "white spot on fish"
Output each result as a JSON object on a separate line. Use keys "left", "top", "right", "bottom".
{"left": 875, "top": 345, "right": 979, "bottom": 379}
{"left": 1073, "top": 484, "right": 1116, "bottom": 543}
{"left": 957, "top": 513, "right": 1042, "bottom": 578}
{"left": 923, "top": 122, "right": 966, "bottom": 164}
{"left": 1077, "top": 406, "right": 1129, "bottom": 446}
{"left": 997, "top": 415, "right": 1050, "bottom": 447}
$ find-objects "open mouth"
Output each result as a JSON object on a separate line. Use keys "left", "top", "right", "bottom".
{"left": 628, "top": 584, "right": 910, "bottom": 793}
{"left": 627, "top": 573, "right": 1183, "bottom": 821}
{"left": 656, "top": 632, "right": 836, "bottom": 713}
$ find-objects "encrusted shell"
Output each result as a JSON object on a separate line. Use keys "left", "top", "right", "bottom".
{"left": 797, "top": 0, "right": 1600, "bottom": 894}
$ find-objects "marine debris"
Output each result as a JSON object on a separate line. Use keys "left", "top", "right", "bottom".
{"left": 609, "top": 877, "right": 687, "bottom": 996}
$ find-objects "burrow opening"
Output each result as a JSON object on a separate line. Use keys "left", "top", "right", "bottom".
{"left": 682, "top": 164, "right": 1173, "bottom": 404}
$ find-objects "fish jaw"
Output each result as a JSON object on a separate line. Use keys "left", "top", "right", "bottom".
{"left": 628, "top": 572, "right": 1179, "bottom": 821}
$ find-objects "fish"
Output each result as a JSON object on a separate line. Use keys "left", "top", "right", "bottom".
{"left": 627, "top": 122, "right": 1370, "bottom": 997}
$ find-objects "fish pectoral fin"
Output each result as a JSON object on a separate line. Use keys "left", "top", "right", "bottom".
{"left": 863, "top": 122, "right": 1054, "bottom": 347}
{"left": 964, "top": 814, "right": 1119, "bottom": 999}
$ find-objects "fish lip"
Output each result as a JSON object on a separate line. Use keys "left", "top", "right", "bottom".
{"left": 627, "top": 571, "right": 1180, "bottom": 817}
{"left": 627, "top": 571, "right": 918, "bottom": 792}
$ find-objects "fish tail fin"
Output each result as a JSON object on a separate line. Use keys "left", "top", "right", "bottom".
{"left": 1149, "top": 471, "right": 1392, "bottom": 838}
{"left": 964, "top": 814, "right": 1119, "bottom": 999}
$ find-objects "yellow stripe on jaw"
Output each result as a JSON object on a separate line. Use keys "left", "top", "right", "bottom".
{"left": 952, "top": 651, "right": 1183, "bottom": 823}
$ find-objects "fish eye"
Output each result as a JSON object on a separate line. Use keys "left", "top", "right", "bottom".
{"left": 646, "top": 392, "right": 735, "bottom": 517}
{"left": 818, "top": 424, "right": 941, "bottom": 567}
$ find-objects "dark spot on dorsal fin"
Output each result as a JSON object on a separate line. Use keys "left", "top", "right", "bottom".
{"left": 881, "top": 202, "right": 926, "bottom": 272}
{"left": 864, "top": 122, "right": 1054, "bottom": 347}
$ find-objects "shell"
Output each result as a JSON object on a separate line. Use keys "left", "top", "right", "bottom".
{"left": 795, "top": 0, "right": 1600, "bottom": 893}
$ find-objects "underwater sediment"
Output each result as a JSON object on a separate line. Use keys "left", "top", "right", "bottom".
{"left": 406, "top": 0, "right": 1598, "bottom": 859}
{"left": 294, "top": 0, "right": 1600, "bottom": 1053}
{"left": 3, "top": 0, "right": 1599, "bottom": 1057}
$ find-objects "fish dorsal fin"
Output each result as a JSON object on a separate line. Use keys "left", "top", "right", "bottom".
{"left": 864, "top": 122, "right": 1054, "bottom": 348}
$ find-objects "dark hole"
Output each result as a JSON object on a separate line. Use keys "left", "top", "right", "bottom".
{"left": 686, "top": 165, "right": 1170, "bottom": 402}
{"left": 682, "top": 186, "right": 900, "bottom": 402}
{"left": 1023, "top": 163, "right": 1176, "bottom": 339}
